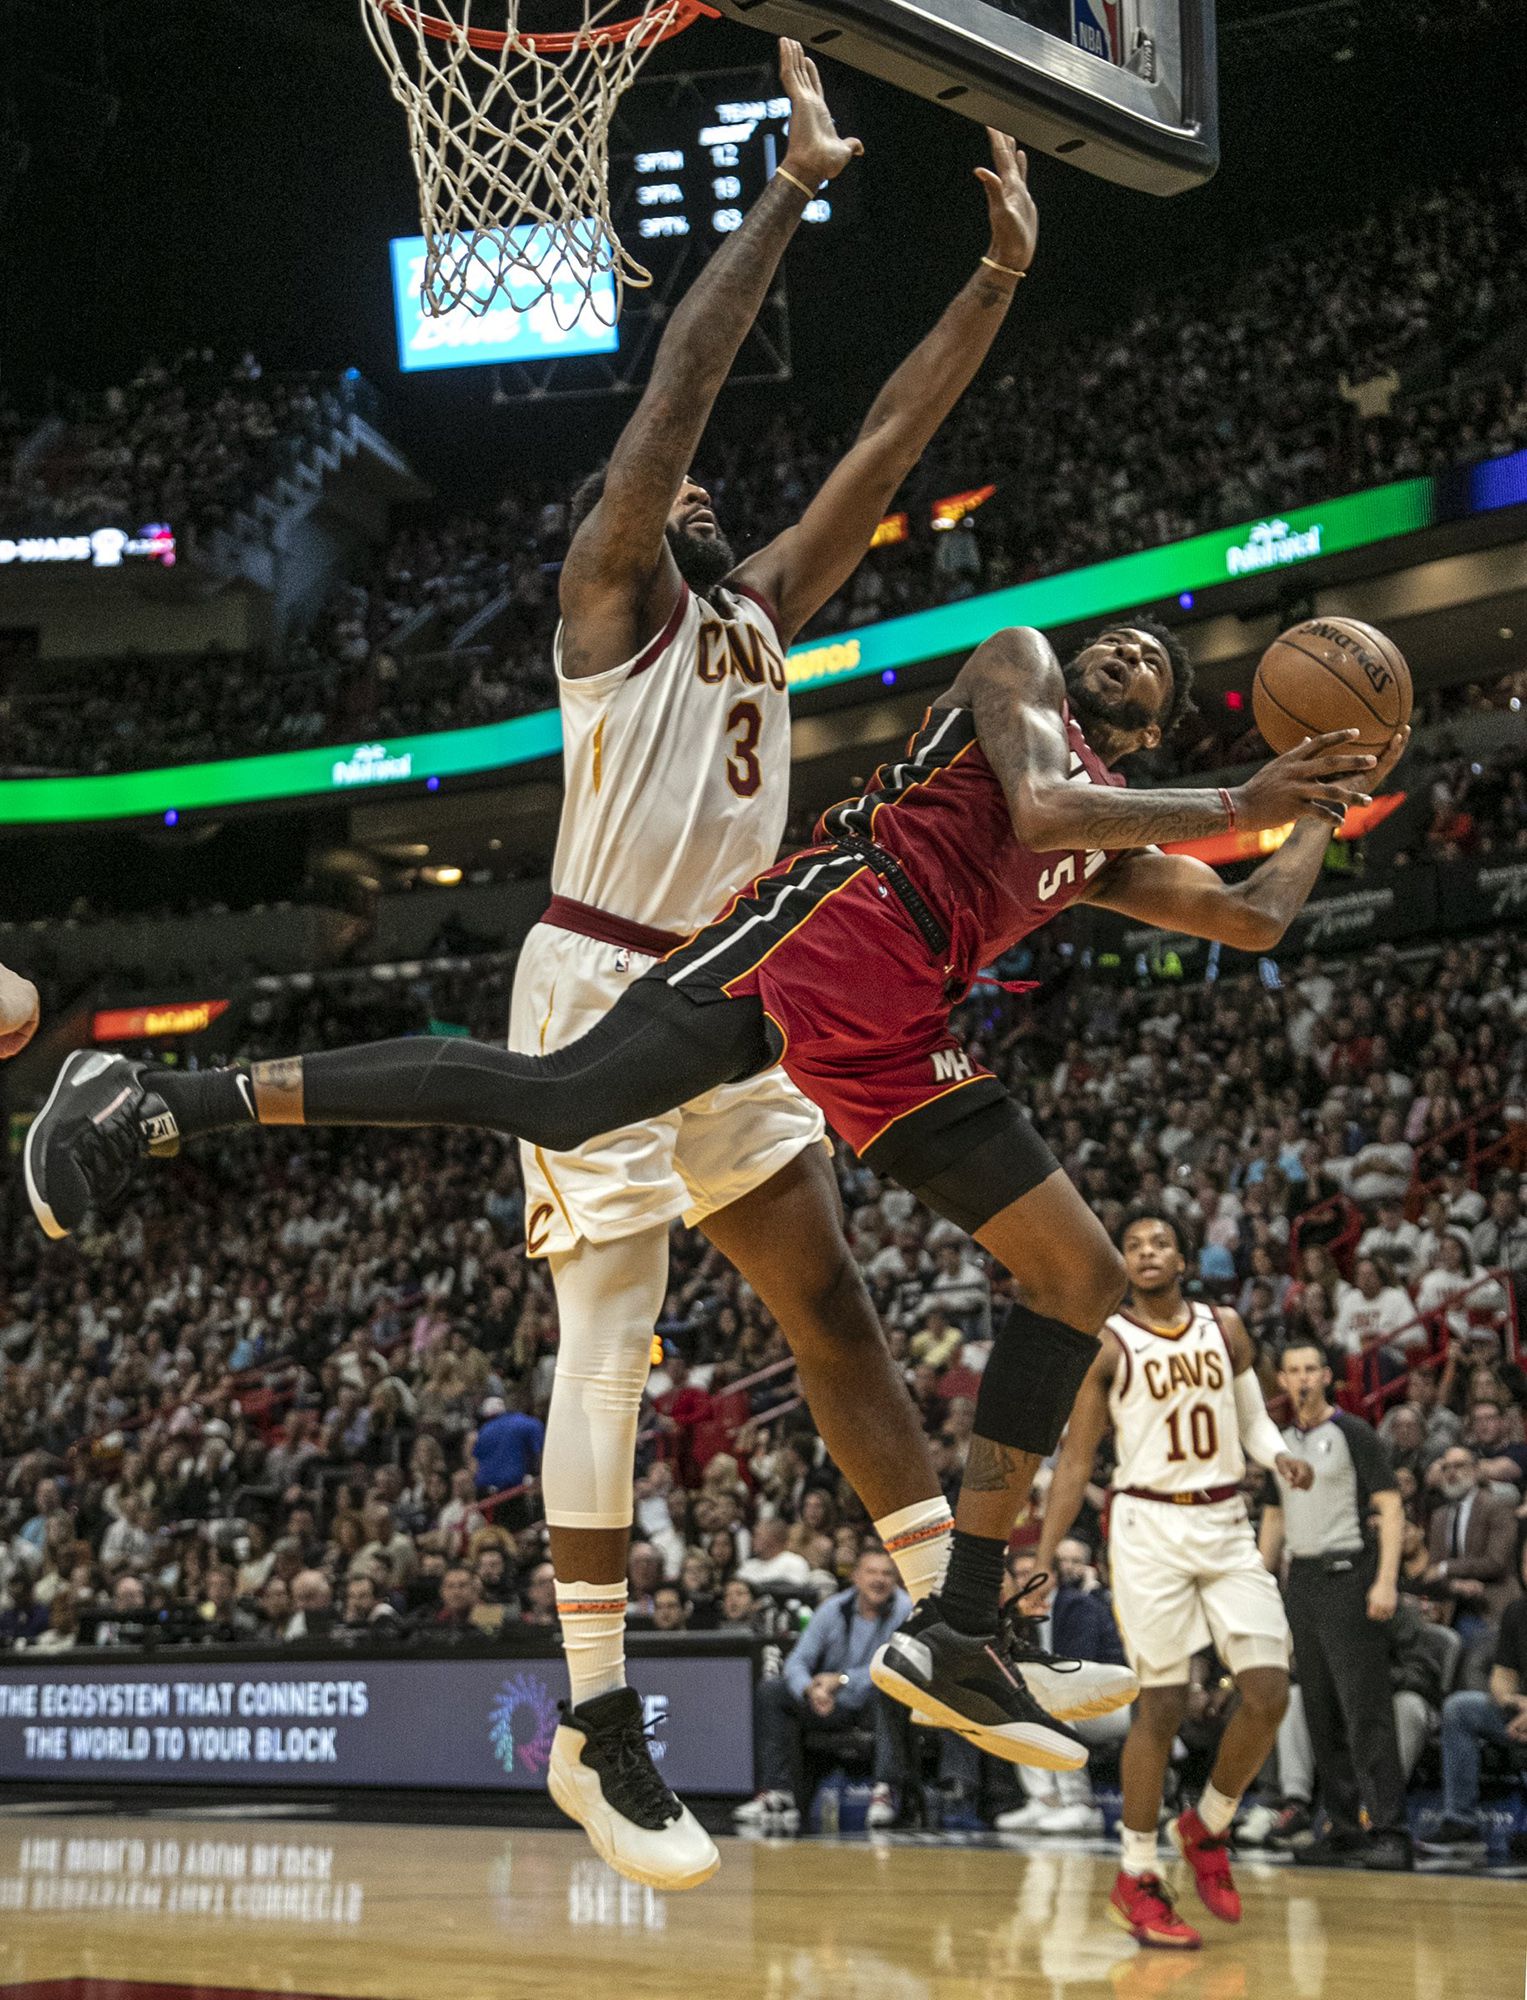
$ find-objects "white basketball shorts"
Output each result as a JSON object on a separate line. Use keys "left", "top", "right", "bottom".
{"left": 508, "top": 920, "right": 826, "bottom": 1258}
{"left": 1107, "top": 1493, "right": 1292, "bottom": 1687}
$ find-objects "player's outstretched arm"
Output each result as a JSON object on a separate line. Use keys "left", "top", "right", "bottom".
{"left": 559, "top": 40, "right": 860, "bottom": 671}
{"left": 1082, "top": 727, "right": 1410, "bottom": 947}
{"left": 732, "top": 132, "right": 1036, "bottom": 647}
{"left": 1033, "top": 1335, "right": 1116, "bottom": 1581}
{"left": 1218, "top": 1306, "right": 1309, "bottom": 1483}
{"left": 0, "top": 963, "right": 39, "bottom": 1059}
{"left": 954, "top": 626, "right": 1385, "bottom": 853}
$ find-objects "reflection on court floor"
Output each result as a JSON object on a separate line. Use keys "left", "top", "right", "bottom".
{"left": 0, "top": 1813, "right": 1520, "bottom": 2000}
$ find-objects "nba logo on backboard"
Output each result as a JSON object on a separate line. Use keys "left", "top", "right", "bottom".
{"left": 1071, "top": 0, "right": 1123, "bottom": 65}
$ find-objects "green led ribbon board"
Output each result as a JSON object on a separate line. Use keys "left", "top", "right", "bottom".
{"left": 0, "top": 451, "right": 1515, "bottom": 828}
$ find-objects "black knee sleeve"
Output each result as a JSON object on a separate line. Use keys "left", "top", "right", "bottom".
{"left": 973, "top": 1303, "right": 1098, "bottom": 1457}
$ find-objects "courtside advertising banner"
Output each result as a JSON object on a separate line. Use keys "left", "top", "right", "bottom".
{"left": 0, "top": 1652, "right": 754, "bottom": 1794}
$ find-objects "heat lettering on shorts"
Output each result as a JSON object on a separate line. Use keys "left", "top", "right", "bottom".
{"left": 931, "top": 1048, "right": 974, "bottom": 1083}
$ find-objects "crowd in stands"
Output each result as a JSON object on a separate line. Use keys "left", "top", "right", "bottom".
{"left": 2, "top": 930, "right": 1522, "bottom": 1713}
{"left": 1401, "top": 741, "right": 1527, "bottom": 866}
{"left": 0, "top": 352, "right": 367, "bottom": 543}
{"left": 3, "top": 162, "right": 1526, "bottom": 778}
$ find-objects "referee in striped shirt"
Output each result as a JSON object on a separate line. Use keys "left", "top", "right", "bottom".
{"left": 1259, "top": 1336, "right": 1412, "bottom": 1870}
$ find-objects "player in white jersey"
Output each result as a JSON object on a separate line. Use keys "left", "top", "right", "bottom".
{"left": 509, "top": 43, "right": 1055, "bottom": 1890}
{"left": 1037, "top": 1210, "right": 1312, "bottom": 1951}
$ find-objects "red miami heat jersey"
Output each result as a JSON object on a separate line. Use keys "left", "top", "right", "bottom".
{"left": 819, "top": 702, "right": 1127, "bottom": 986}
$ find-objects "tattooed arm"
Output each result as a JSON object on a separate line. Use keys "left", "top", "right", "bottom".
{"left": 558, "top": 41, "right": 861, "bottom": 678}
{"left": 945, "top": 626, "right": 1380, "bottom": 853}
{"left": 1083, "top": 728, "right": 1410, "bottom": 946}
{"left": 735, "top": 133, "right": 1036, "bottom": 648}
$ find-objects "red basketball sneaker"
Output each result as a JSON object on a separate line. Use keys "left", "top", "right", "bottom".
{"left": 1169, "top": 1807, "right": 1242, "bottom": 1923}
{"left": 1108, "top": 1870, "right": 1203, "bottom": 1950}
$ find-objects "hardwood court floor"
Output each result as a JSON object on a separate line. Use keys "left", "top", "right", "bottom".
{"left": 0, "top": 1812, "right": 1520, "bottom": 2000}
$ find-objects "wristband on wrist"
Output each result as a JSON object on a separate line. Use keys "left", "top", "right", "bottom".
{"left": 1219, "top": 786, "right": 1238, "bottom": 831}
{"left": 775, "top": 166, "right": 816, "bottom": 198}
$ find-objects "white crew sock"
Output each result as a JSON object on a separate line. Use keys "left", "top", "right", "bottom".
{"left": 875, "top": 1498, "right": 953, "bottom": 1604}
{"left": 556, "top": 1579, "right": 628, "bottom": 1707}
{"left": 1120, "top": 1825, "right": 1159, "bottom": 1878}
{"left": 1197, "top": 1782, "right": 1240, "bottom": 1837}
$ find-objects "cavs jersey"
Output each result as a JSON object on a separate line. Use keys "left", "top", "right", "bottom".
{"left": 1107, "top": 1300, "right": 1247, "bottom": 1496}
{"left": 550, "top": 580, "right": 792, "bottom": 936}
{"left": 510, "top": 576, "right": 822, "bottom": 1259}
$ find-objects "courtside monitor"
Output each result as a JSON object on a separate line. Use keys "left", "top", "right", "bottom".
{"left": 709, "top": 0, "right": 1217, "bottom": 195}
{"left": 390, "top": 233, "right": 620, "bottom": 373}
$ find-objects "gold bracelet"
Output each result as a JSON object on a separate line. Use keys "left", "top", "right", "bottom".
{"left": 775, "top": 166, "right": 818, "bottom": 199}
{"left": 981, "top": 255, "right": 1027, "bottom": 280}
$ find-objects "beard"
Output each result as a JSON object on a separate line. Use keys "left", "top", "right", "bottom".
{"left": 1438, "top": 1474, "right": 1475, "bottom": 1502}
{"left": 666, "top": 520, "right": 738, "bottom": 595}
{"left": 1063, "top": 656, "right": 1157, "bottom": 738}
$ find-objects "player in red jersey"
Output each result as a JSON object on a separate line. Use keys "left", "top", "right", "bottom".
{"left": 28, "top": 622, "right": 1405, "bottom": 1759}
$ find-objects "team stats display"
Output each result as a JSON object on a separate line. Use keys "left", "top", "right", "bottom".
{"left": 614, "top": 68, "right": 849, "bottom": 257}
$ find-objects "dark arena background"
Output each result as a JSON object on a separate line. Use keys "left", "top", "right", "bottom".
{"left": 0, "top": 0, "right": 1525, "bottom": 1994}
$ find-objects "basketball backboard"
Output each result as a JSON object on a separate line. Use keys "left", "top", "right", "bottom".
{"left": 707, "top": 0, "right": 1218, "bottom": 194}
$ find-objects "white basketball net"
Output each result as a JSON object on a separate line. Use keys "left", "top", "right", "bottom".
{"left": 361, "top": 0, "right": 699, "bottom": 324}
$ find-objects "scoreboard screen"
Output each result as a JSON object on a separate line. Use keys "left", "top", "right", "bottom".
{"left": 613, "top": 69, "right": 848, "bottom": 257}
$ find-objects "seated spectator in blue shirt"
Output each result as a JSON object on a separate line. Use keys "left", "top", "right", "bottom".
{"left": 1050, "top": 1536, "right": 1129, "bottom": 1665}
{"left": 736, "top": 1549, "right": 910, "bottom": 1830}
{"left": 1419, "top": 1542, "right": 1527, "bottom": 1857}
{"left": 471, "top": 1395, "right": 545, "bottom": 1496}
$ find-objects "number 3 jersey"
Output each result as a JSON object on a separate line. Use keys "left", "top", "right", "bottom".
{"left": 818, "top": 699, "right": 1126, "bottom": 992}
{"left": 1106, "top": 1301, "right": 1248, "bottom": 1495}
{"left": 550, "top": 580, "right": 791, "bottom": 935}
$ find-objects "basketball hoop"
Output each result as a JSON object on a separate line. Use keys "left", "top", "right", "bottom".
{"left": 362, "top": 0, "right": 716, "bottom": 323}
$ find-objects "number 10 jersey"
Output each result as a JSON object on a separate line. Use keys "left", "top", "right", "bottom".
{"left": 1106, "top": 1300, "right": 1248, "bottom": 1496}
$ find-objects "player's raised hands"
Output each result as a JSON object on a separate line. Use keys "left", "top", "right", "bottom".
{"left": 1370, "top": 726, "right": 1411, "bottom": 788}
{"left": 778, "top": 39, "right": 863, "bottom": 187}
{"left": 976, "top": 130, "right": 1037, "bottom": 277}
{"left": 1232, "top": 727, "right": 1380, "bottom": 833}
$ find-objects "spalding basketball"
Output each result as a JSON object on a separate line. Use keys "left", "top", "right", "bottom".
{"left": 1252, "top": 617, "right": 1411, "bottom": 756}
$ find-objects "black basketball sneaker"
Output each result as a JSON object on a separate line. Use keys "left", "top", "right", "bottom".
{"left": 548, "top": 1685, "right": 719, "bottom": 1891}
{"left": 871, "top": 1595, "right": 1088, "bottom": 1769}
{"left": 25, "top": 1050, "right": 186, "bottom": 1240}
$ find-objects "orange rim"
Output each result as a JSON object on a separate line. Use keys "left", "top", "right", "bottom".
{"left": 378, "top": 0, "right": 716, "bottom": 53}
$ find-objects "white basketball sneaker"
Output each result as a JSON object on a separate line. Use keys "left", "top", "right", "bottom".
{"left": 998, "top": 1583, "right": 1139, "bottom": 1722}
{"left": 547, "top": 1686, "right": 719, "bottom": 1892}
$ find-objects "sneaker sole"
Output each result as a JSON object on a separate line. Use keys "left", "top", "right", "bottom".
{"left": 547, "top": 1761, "right": 720, "bottom": 1893}
{"left": 24, "top": 1050, "right": 89, "bottom": 1241}
{"left": 1019, "top": 1663, "right": 1139, "bottom": 1723}
{"left": 1106, "top": 1901, "right": 1202, "bottom": 1950}
{"left": 870, "top": 1656, "right": 1086, "bottom": 1771}
{"left": 1040, "top": 1682, "right": 1140, "bottom": 1723}
{"left": 1167, "top": 1815, "right": 1242, "bottom": 1924}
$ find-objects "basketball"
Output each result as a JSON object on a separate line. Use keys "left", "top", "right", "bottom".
{"left": 1253, "top": 617, "right": 1412, "bottom": 756}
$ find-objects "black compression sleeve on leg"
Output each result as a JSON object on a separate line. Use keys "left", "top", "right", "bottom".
{"left": 288, "top": 984, "right": 769, "bottom": 1148}
{"left": 973, "top": 1304, "right": 1099, "bottom": 1457}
